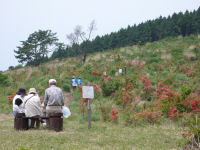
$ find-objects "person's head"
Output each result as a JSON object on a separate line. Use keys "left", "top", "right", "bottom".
{"left": 16, "top": 88, "right": 26, "bottom": 97}
{"left": 15, "top": 98, "right": 23, "bottom": 106}
{"left": 49, "top": 79, "right": 56, "bottom": 87}
{"left": 28, "top": 88, "right": 37, "bottom": 95}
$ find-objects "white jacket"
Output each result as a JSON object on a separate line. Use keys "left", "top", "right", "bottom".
{"left": 12, "top": 94, "right": 24, "bottom": 112}
{"left": 23, "top": 94, "right": 42, "bottom": 117}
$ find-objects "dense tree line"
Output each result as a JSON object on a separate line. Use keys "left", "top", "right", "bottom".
{"left": 14, "top": 7, "right": 200, "bottom": 67}
{"left": 51, "top": 7, "right": 200, "bottom": 60}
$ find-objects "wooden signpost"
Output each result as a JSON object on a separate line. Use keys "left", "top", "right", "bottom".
{"left": 82, "top": 86, "right": 94, "bottom": 129}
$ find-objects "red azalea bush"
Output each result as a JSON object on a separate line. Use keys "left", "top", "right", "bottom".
{"left": 114, "top": 86, "right": 135, "bottom": 108}
{"left": 109, "top": 108, "right": 118, "bottom": 123}
{"left": 8, "top": 93, "right": 16, "bottom": 103}
{"left": 79, "top": 89, "right": 89, "bottom": 118}
{"left": 123, "top": 86, "right": 200, "bottom": 126}
{"left": 93, "top": 83, "right": 102, "bottom": 98}
{"left": 134, "top": 111, "right": 160, "bottom": 124}
{"left": 140, "top": 76, "right": 152, "bottom": 100}
{"left": 152, "top": 87, "right": 200, "bottom": 119}
{"left": 184, "top": 93, "right": 200, "bottom": 113}
{"left": 78, "top": 99, "right": 88, "bottom": 118}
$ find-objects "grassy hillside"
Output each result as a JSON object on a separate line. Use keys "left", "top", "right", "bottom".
{"left": 3, "top": 35, "right": 200, "bottom": 97}
{"left": 0, "top": 34, "right": 200, "bottom": 149}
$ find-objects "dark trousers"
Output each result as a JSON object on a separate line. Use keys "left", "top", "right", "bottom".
{"left": 30, "top": 115, "right": 40, "bottom": 128}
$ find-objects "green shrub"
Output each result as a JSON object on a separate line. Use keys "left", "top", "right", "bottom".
{"left": 63, "top": 83, "right": 71, "bottom": 92}
{"left": 176, "top": 74, "right": 188, "bottom": 81}
{"left": 181, "top": 86, "right": 193, "bottom": 99}
{"left": 8, "top": 66, "right": 15, "bottom": 70}
{"left": 15, "top": 64, "right": 23, "bottom": 69}
{"left": 0, "top": 73, "right": 8, "bottom": 86}
{"left": 101, "top": 77, "right": 122, "bottom": 96}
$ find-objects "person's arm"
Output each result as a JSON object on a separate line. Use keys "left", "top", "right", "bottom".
{"left": 36, "top": 96, "right": 43, "bottom": 115}
{"left": 61, "top": 91, "right": 65, "bottom": 106}
{"left": 14, "top": 105, "right": 21, "bottom": 113}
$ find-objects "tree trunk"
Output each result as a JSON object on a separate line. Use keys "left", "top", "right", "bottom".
{"left": 82, "top": 41, "right": 88, "bottom": 64}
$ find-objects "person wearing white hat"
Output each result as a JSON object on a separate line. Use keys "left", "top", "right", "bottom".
{"left": 23, "top": 88, "right": 42, "bottom": 128}
{"left": 44, "top": 79, "right": 64, "bottom": 117}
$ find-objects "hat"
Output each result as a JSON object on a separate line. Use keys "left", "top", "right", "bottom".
{"left": 29, "top": 88, "right": 37, "bottom": 94}
{"left": 49, "top": 79, "right": 56, "bottom": 84}
{"left": 17, "top": 88, "right": 26, "bottom": 95}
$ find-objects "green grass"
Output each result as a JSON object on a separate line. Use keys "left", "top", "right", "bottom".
{"left": 0, "top": 116, "right": 187, "bottom": 150}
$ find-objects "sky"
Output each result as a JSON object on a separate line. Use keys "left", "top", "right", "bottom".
{"left": 0, "top": 0, "right": 199, "bottom": 71}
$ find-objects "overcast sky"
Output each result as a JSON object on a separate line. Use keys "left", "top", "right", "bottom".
{"left": 0, "top": 0, "right": 199, "bottom": 71}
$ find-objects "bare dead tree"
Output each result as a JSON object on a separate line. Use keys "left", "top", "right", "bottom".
{"left": 66, "top": 20, "right": 96, "bottom": 63}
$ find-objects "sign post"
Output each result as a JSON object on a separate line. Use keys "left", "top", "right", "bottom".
{"left": 88, "top": 99, "right": 91, "bottom": 128}
{"left": 82, "top": 86, "right": 94, "bottom": 129}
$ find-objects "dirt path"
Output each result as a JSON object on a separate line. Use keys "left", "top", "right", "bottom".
{"left": 0, "top": 114, "right": 13, "bottom": 121}
{"left": 63, "top": 92, "right": 73, "bottom": 106}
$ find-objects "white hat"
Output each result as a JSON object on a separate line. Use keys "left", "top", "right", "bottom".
{"left": 29, "top": 88, "right": 37, "bottom": 94}
{"left": 49, "top": 79, "right": 56, "bottom": 84}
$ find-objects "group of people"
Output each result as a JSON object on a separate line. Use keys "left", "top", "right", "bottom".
{"left": 72, "top": 76, "right": 82, "bottom": 90}
{"left": 13, "top": 79, "right": 64, "bottom": 128}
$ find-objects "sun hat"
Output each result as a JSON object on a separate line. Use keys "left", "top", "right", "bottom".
{"left": 49, "top": 79, "right": 56, "bottom": 84}
{"left": 29, "top": 88, "right": 37, "bottom": 94}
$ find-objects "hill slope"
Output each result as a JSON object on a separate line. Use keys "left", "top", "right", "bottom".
{"left": 3, "top": 34, "right": 200, "bottom": 97}
{"left": 0, "top": 34, "right": 200, "bottom": 149}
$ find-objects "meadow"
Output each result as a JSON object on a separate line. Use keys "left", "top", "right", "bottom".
{"left": 1, "top": 34, "right": 200, "bottom": 149}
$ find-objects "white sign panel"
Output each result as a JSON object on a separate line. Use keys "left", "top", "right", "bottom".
{"left": 119, "top": 69, "right": 122, "bottom": 74}
{"left": 82, "top": 86, "right": 94, "bottom": 99}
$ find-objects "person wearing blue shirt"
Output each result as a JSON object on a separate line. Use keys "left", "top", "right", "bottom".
{"left": 78, "top": 78, "right": 82, "bottom": 85}
{"left": 72, "top": 76, "right": 78, "bottom": 90}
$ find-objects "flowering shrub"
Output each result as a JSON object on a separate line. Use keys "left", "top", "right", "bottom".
{"left": 78, "top": 88, "right": 89, "bottom": 118}
{"left": 40, "top": 97, "right": 44, "bottom": 103}
{"left": 91, "top": 70, "right": 101, "bottom": 76}
{"left": 141, "top": 77, "right": 152, "bottom": 90}
{"left": 109, "top": 108, "right": 118, "bottom": 123}
{"left": 168, "top": 106, "right": 179, "bottom": 119}
{"left": 140, "top": 76, "right": 152, "bottom": 100}
{"left": 114, "top": 86, "right": 135, "bottom": 109}
{"left": 93, "top": 83, "right": 102, "bottom": 98}
{"left": 99, "top": 100, "right": 112, "bottom": 122}
{"left": 78, "top": 99, "right": 87, "bottom": 117}
{"left": 134, "top": 112, "right": 160, "bottom": 124}
{"left": 184, "top": 93, "right": 200, "bottom": 113}
{"left": 7, "top": 93, "right": 16, "bottom": 102}
{"left": 186, "top": 70, "right": 194, "bottom": 77}
{"left": 155, "top": 86, "right": 200, "bottom": 119}
{"left": 158, "top": 88, "right": 181, "bottom": 119}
